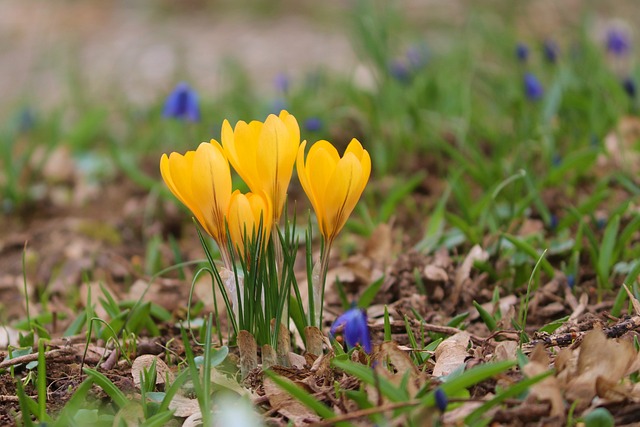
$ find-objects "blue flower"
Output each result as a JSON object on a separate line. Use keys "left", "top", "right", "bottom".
{"left": 304, "top": 117, "right": 323, "bottom": 132}
{"left": 434, "top": 388, "right": 448, "bottom": 412}
{"left": 566, "top": 273, "right": 575, "bottom": 289}
{"left": 16, "top": 107, "right": 36, "bottom": 133}
{"left": 330, "top": 307, "right": 371, "bottom": 353}
{"left": 543, "top": 40, "right": 559, "bottom": 63}
{"left": 274, "top": 72, "right": 290, "bottom": 93}
{"left": 606, "top": 28, "right": 630, "bottom": 56}
{"left": 515, "top": 43, "right": 529, "bottom": 62}
{"left": 623, "top": 77, "right": 636, "bottom": 99}
{"left": 524, "top": 73, "right": 544, "bottom": 101}
{"left": 389, "top": 60, "right": 411, "bottom": 83}
{"left": 162, "top": 82, "right": 200, "bottom": 122}
{"left": 406, "top": 45, "right": 429, "bottom": 70}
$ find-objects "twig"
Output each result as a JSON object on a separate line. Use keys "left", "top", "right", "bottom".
{"left": 371, "top": 319, "right": 485, "bottom": 345}
{"left": 524, "top": 315, "right": 640, "bottom": 351}
{"left": 0, "top": 348, "right": 74, "bottom": 370}
{"left": 309, "top": 400, "right": 421, "bottom": 426}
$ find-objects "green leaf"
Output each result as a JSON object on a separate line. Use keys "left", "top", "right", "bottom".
{"left": 597, "top": 214, "right": 620, "bottom": 289}
{"left": 264, "top": 370, "right": 338, "bottom": 420}
{"left": 464, "top": 370, "right": 553, "bottom": 424}
{"left": 358, "top": 276, "right": 384, "bottom": 309}
{"left": 421, "top": 360, "right": 515, "bottom": 406}
{"left": 502, "top": 234, "right": 554, "bottom": 277}
{"left": 83, "top": 367, "right": 129, "bottom": 409}
{"left": 472, "top": 301, "right": 497, "bottom": 332}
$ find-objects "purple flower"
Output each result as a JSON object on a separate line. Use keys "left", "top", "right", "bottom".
{"left": 567, "top": 273, "right": 575, "bottom": 289}
{"left": 543, "top": 40, "right": 559, "bottom": 63}
{"left": 524, "top": 73, "right": 544, "bottom": 101}
{"left": 623, "top": 77, "right": 636, "bottom": 99}
{"left": 516, "top": 43, "right": 529, "bottom": 62}
{"left": 162, "top": 82, "right": 200, "bottom": 122}
{"left": 406, "top": 45, "right": 429, "bottom": 70}
{"left": 304, "top": 117, "right": 323, "bottom": 132}
{"left": 606, "top": 28, "right": 630, "bottom": 56}
{"left": 434, "top": 388, "right": 448, "bottom": 412}
{"left": 274, "top": 73, "right": 290, "bottom": 93}
{"left": 271, "top": 98, "right": 288, "bottom": 115}
{"left": 330, "top": 307, "right": 371, "bottom": 353}
{"left": 389, "top": 60, "right": 411, "bottom": 83}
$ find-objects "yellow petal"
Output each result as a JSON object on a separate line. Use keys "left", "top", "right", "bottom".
{"left": 227, "top": 191, "right": 271, "bottom": 258}
{"left": 323, "top": 153, "right": 364, "bottom": 240}
{"left": 191, "top": 140, "right": 232, "bottom": 243}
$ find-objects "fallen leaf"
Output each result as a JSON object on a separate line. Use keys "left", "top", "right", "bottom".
{"left": 524, "top": 345, "right": 564, "bottom": 419}
{"left": 452, "top": 245, "right": 489, "bottom": 306}
{"left": 264, "top": 377, "right": 320, "bottom": 424}
{"left": 566, "top": 328, "right": 636, "bottom": 403}
{"left": 131, "top": 354, "right": 174, "bottom": 387}
{"left": 433, "top": 332, "right": 470, "bottom": 377}
{"left": 169, "top": 394, "right": 201, "bottom": 418}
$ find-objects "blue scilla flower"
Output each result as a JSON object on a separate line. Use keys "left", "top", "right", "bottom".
{"left": 606, "top": 28, "right": 630, "bottom": 56}
{"left": 304, "top": 117, "right": 323, "bottom": 132}
{"left": 434, "top": 388, "right": 448, "bottom": 413}
{"left": 516, "top": 43, "right": 529, "bottom": 62}
{"left": 274, "top": 72, "right": 290, "bottom": 93}
{"left": 162, "top": 82, "right": 200, "bottom": 122}
{"left": 406, "top": 45, "right": 429, "bottom": 70}
{"left": 389, "top": 60, "right": 411, "bottom": 83}
{"left": 543, "top": 40, "right": 559, "bottom": 63}
{"left": 623, "top": 77, "right": 636, "bottom": 99}
{"left": 566, "top": 273, "right": 575, "bottom": 289}
{"left": 330, "top": 306, "right": 371, "bottom": 353}
{"left": 524, "top": 73, "right": 544, "bottom": 101}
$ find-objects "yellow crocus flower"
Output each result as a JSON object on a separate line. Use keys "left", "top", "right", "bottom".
{"left": 227, "top": 190, "right": 273, "bottom": 258}
{"left": 160, "top": 140, "right": 232, "bottom": 249}
{"left": 297, "top": 138, "right": 371, "bottom": 244}
{"left": 221, "top": 110, "right": 300, "bottom": 223}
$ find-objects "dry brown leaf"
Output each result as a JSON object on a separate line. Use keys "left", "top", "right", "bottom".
{"left": 364, "top": 223, "right": 393, "bottom": 265}
{"left": 423, "top": 265, "right": 448, "bottom": 282}
{"left": 373, "top": 341, "right": 423, "bottom": 397}
{"left": 623, "top": 284, "right": 640, "bottom": 315}
{"left": 433, "top": 331, "right": 470, "bottom": 377}
{"left": 566, "top": 328, "right": 637, "bottom": 403}
{"left": 264, "top": 377, "right": 320, "bottom": 424}
{"left": 182, "top": 411, "right": 203, "bottom": 427}
{"left": 524, "top": 345, "right": 564, "bottom": 419}
{"left": 131, "top": 354, "right": 174, "bottom": 387}
{"left": 452, "top": 245, "right": 489, "bottom": 305}
{"left": 599, "top": 116, "right": 640, "bottom": 173}
{"left": 493, "top": 341, "right": 518, "bottom": 362}
{"left": 168, "top": 394, "right": 201, "bottom": 418}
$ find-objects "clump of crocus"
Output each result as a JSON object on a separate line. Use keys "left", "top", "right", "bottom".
{"left": 222, "top": 110, "right": 300, "bottom": 225}
{"left": 606, "top": 28, "right": 630, "bottom": 57}
{"left": 330, "top": 306, "right": 371, "bottom": 353}
{"left": 160, "top": 139, "right": 272, "bottom": 325}
{"left": 297, "top": 138, "right": 371, "bottom": 326}
{"left": 515, "top": 43, "right": 529, "bottom": 63}
{"left": 524, "top": 73, "right": 544, "bottom": 101}
{"left": 162, "top": 82, "right": 200, "bottom": 122}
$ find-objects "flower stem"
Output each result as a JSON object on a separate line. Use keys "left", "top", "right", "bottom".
{"left": 312, "top": 240, "right": 333, "bottom": 327}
